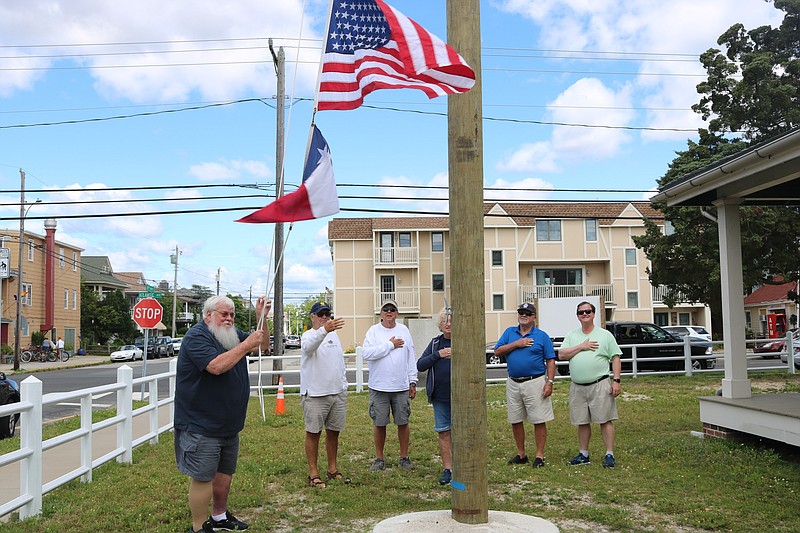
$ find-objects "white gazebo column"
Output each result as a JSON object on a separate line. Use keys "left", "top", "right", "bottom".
{"left": 714, "top": 198, "right": 751, "bottom": 398}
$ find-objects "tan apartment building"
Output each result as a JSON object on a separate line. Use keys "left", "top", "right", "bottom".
{"left": 0, "top": 219, "right": 82, "bottom": 350}
{"left": 327, "top": 202, "right": 711, "bottom": 350}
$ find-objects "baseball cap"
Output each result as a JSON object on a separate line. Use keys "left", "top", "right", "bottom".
{"left": 517, "top": 302, "right": 536, "bottom": 313}
{"left": 310, "top": 302, "right": 332, "bottom": 315}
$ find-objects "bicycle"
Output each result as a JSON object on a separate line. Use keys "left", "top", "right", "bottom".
{"left": 57, "top": 349, "right": 71, "bottom": 362}
{"left": 20, "top": 346, "right": 57, "bottom": 363}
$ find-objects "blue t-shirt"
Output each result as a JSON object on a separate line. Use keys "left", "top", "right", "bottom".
{"left": 495, "top": 326, "right": 555, "bottom": 378}
{"left": 174, "top": 321, "right": 249, "bottom": 437}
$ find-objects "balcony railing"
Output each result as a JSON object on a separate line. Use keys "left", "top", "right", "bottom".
{"left": 374, "top": 247, "right": 418, "bottom": 267}
{"left": 176, "top": 312, "right": 193, "bottom": 321}
{"left": 651, "top": 286, "right": 696, "bottom": 305}
{"left": 520, "top": 284, "right": 614, "bottom": 303}
{"left": 375, "top": 291, "right": 420, "bottom": 313}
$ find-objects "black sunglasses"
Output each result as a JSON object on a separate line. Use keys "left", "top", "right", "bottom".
{"left": 382, "top": 307, "right": 398, "bottom": 313}
{"left": 517, "top": 310, "right": 534, "bottom": 316}
{"left": 316, "top": 310, "right": 331, "bottom": 317}
{"left": 577, "top": 309, "right": 594, "bottom": 315}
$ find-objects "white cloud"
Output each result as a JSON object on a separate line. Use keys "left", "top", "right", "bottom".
{"left": 485, "top": 177, "right": 554, "bottom": 202}
{"left": 0, "top": 0, "right": 322, "bottom": 102}
{"left": 188, "top": 159, "right": 271, "bottom": 182}
{"left": 494, "top": 0, "right": 784, "bottom": 154}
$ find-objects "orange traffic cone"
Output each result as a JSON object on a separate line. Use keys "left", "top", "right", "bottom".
{"left": 274, "top": 377, "right": 285, "bottom": 415}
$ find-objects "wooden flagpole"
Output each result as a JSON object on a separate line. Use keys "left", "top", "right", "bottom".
{"left": 447, "top": 0, "right": 488, "bottom": 524}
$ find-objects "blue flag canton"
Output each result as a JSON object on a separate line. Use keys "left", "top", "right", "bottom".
{"left": 326, "top": 0, "right": 391, "bottom": 54}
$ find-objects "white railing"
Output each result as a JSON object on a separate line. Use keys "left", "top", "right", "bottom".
{"left": 2, "top": 341, "right": 794, "bottom": 520}
{"left": 0, "top": 360, "right": 178, "bottom": 519}
{"left": 520, "top": 284, "right": 613, "bottom": 302}
{"left": 373, "top": 291, "right": 419, "bottom": 312}
{"left": 651, "top": 285, "right": 695, "bottom": 304}
{"left": 374, "top": 246, "right": 418, "bottom": 266}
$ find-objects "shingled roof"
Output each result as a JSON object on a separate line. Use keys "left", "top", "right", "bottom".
{"left": 328, "top": 202, "right": 661, "bottom": 240}
{"left": 743, "top": 278, "right": 797, "bottom": 305}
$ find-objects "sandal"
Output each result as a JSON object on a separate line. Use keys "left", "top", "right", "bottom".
{"left": 307, "top": 475, "right": 327, "bottom": 488}
{"left": 326, "top": 470, "right": 351, "bottom": 484}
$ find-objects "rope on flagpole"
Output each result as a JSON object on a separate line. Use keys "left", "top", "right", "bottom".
{"left": 255, "top": 222, "right": 295, "bottom": 421}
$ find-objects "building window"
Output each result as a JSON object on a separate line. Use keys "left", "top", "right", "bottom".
{"left": 64, "top": 289, "right": 69, "bottom": 309}
{"left": 679, "top": 312, "right": 690, "bottom": 325}
{"left": 492, "top": 294, "right": 504, "bottom": 310}
{"left": 22, "top": 282, "right": 32, "bottom": 306}
{"left": 536, "top": 268, "right": 582, "bottom": 287}
{"left": 627, "top": 291, "right": 639, "bottom": 308}
{"left": 585, "top": 219, "right": 597, "bottom": 241}
{"left": 432, "top": 232, "right": 444, "bottom": 252}
{"left": 59, "top": 247, "right": 64, "bottom": 268}
{"left": 72, "top": 289, "right": 77, "bottom": 310}
{"left": 28, "top": 240, "right": 35, "bottom": 261}
{"left": 491, "top": 250, "right": 503, "bottom": 266}
{"left": 664, "top": 220, "right": 675, "bottom": 236}
{"left": 536, "top": 220, "right": 561, "bottom": 241}
{"left": 654, "top": 312, "right": 668, "bottom": 326}
{"left": 625, "top": 248, "right": 637, "bottom": 265}
{"left": 432, "top": 274, "right": 444, "bottom": 291}
{"left": 72, "top": 251, "right": 78, "bottom": 271}
{"left": 398, "top": 232, "right": 411, "bottom": 247}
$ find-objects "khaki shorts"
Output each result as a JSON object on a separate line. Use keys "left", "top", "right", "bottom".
{"left": 569, "top": 379, "right": 618, "bottom": 425}
{"left": 506, "top": 375, "right": 554, "bottom": 425}
{"left": 301, "top": 391, "right": 347, "bottom": 434}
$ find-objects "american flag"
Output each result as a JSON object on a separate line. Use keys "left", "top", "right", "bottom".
{"left": 317, "top": 0, "right": 475, "bottom": 111}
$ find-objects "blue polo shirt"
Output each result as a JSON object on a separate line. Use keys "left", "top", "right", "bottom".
{"left": 495, "top": 325, "right": 555, "bottom": 378}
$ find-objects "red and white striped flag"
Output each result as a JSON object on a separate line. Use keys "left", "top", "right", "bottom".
{"left": 317, "top": 0, "right": 476, "bottom": 111}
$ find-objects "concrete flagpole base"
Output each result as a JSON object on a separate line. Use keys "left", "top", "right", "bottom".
{"left": 373, "top": 510, "right": 559, "bottom": 532}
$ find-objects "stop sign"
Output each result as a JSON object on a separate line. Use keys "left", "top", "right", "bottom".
{"left": 132, "top": 298, "right": 164, "bottom": 329}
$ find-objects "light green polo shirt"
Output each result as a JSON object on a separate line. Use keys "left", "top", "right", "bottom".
{"left": 561, "top": 326, "right": 622, "bottom": 384}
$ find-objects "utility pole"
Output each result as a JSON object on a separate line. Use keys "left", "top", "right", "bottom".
{"left": 170, "top": 245, "right": 180, "bottom": 337}
{"left": 270, "top": 38, "right": 285, "bottom": 383}
{"left": 216, "top": 268, "right": 220, "bottom": 296}
{"left": 448, "top": 0, "right": 488, "bottom": 524}
{"left": 13, "top": 169, "right": 26, "bottom": 371}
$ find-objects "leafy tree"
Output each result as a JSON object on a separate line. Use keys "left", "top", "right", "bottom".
{"left": 693, "top": 0, "right": 800, "bottom": 141}
{"left": 634, "top": 1, "right": 800, "bottom": 334}
{"left": 80, "top": 284, "right": 138, "bottom": 345}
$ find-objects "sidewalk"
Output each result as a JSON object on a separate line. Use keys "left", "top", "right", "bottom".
{"left": 0, "top": 354, "right": 111, "bottom": 376}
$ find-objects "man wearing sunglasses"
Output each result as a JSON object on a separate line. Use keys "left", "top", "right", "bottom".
{"left": 362, "top": 298, "right": 418, "bottom": 472}
{"left": 300, "top": 302, "right": 349, "bottom": 488}
{"left": 493, "top": 302, "right": 557, "bottom": 469}
{"left": 558, "top": 301, "right": 622, "bottom": 468}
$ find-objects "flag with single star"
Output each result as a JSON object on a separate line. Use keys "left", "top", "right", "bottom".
{"left": 317, "top": 0, "right": 475, "bottom": 111}
{"left": 236, "top": 125, "right": 339, "bottom": 223}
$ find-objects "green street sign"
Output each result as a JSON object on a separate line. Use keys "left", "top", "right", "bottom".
{"left": 152, "top": 292, "right": 163, "bottom": 299}
{"left": 137, "top": 292, "right": 150, "bottom": 298}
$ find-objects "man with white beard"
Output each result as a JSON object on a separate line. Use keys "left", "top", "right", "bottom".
{"left": 175, "top": 295, "right": 271, "bottom": 533}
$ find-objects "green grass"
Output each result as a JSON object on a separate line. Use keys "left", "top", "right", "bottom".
{"left": 2, "top": 372, "right": 800, "bottom": 532}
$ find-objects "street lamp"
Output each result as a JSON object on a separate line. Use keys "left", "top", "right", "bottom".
{"left": 13, "top": 198, "right": 41, "bottom": 370}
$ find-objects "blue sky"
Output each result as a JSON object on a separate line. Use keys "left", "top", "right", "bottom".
{"left": 0, "top": 0, "right": 784, "bottom": 303}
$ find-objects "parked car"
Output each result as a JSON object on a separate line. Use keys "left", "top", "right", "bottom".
{"left": 284, "top": 335, "right": 301, "bottom": 349}
{"left": 171, "top": 337, "right": 183, "bottom": 353}
{"left": 110, "top": 345, "right": 144, "bottom": 362}
{"left": 134, "top": 336, "right": 156, "bottom": 358}
{"left": 780, "top": 343, "right": 800, "bottom": 368}
{"left": 557, "top": 321, "right": 715, "bottom": 375}
{"left": 663, "top": 325, "right": 712, "bottom": 342}
{"left": 485, "top": 341, "right": 506, "bottom": 365}
{"left": 154, "top": 336, "right": 174, "bottom": 357}
{"left": 0, "top": 371, "right": 20, "bottom": 439}
{"left": 753, "top": 339, "right": 786, "bottom": 358}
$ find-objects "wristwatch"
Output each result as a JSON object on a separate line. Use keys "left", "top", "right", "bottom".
{"left": 546, "top": 379, "right": 555, "bottom": 384}
{"left": 612, "top": 378, "right": 621, "bottom": 383}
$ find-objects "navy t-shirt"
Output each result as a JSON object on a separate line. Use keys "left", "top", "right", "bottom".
{"left": 174, "top": 321, "right": 249, "bottom": 437}
{"left": 495, "top": 326, "right": 555, "bottom": 378}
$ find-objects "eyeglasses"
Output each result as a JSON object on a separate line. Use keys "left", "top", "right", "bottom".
{"left": 382, "top": 307, "right": 398, "bottom": 313}
{"left": 213, "top": 310, "right": 235, "bottom": 318}
{"left": 316, "top": 310, "right": 331, "bottom": 317}
{"left": 576, "top": 309, "right": 594, "bottom": 316}
{"left": 517, "top": 310, "right": 534, "bottom": 317}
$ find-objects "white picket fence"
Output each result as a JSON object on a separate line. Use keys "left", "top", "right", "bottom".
{"left": 0, "top": 341, "right": 796, "bottom": 521}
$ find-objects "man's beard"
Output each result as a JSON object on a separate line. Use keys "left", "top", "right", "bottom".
{"left": 208, "top": 321, "right": 240, "bottom": 351}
